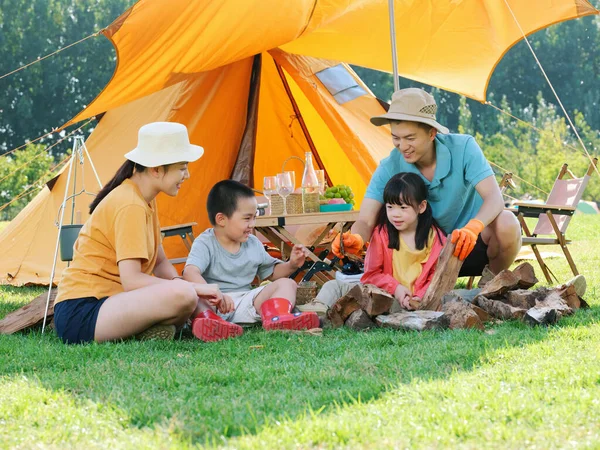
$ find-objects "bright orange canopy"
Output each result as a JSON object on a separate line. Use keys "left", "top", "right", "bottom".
{"left": 67, "top": 0, "right": 597, "bottom": 126}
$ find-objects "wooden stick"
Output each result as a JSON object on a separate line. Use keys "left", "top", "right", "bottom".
{"left": 419, "top": 239, "right": 463, "bottom": 311}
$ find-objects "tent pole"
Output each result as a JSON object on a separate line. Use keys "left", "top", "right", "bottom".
{"left": 388, "top": 0, "right": 400, "bottom": 92}
{"left": 81, "top": 137, "right": 103, "bottom": 189}
{"left": 42, "top": 152, "right": 75, "bottom": 334}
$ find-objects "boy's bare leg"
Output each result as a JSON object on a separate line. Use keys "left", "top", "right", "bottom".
{"left": 94, "top": 280, "right": 197, "bottom": 342}
{"left": 252, "top": 278, "right": 298, "bottom": 311}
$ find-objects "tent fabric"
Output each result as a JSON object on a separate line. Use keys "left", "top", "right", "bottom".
{"left": 0, "top": 51, "right": 390, "bottom": 285}
{"left": 64, "top": 0, "right": 597, "bottom": 126}
{"left": 2, "top": 0, "right": 597, "bottom": 286}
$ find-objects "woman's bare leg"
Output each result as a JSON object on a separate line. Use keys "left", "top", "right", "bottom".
{"left": 94, "top": 279, "right": 197, "bottom": 342}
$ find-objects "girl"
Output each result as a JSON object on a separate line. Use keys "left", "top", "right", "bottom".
{"left": 361, "top": 172, "right": 446, "bottom": 310}
{"left": 54, "top": 122, "right": 242, "bottom": 344}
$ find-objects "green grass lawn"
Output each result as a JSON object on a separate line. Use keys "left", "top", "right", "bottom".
{"left": 1, "top": 215, "right": 599, "bottom": 449}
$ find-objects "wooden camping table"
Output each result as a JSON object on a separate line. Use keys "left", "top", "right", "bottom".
{"left": 254, "top": 211, "right": 360, "bottom": 285}
{"left": 160, "top": 222, "right": 197, "bottom": 265}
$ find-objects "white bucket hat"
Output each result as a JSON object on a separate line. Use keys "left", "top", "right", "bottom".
{"left": 370, "top": 88, "right": 449, "bottom": 134}
{"left": 124, "top": 122, "right": 204, "bottom": 167}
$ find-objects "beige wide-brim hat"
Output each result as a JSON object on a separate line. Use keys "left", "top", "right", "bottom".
{"left": 124, "top": 122, "right": 204, "bottom": 167}
{"left": 370, "top": 88, "right": 449, "bottom": 134}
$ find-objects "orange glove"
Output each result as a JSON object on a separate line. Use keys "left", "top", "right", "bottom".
{"left": 331, "top": 232, "right": 364, "bottom": 258}
{"left": 450, "top": 219, "right": 485, "bottom": 261}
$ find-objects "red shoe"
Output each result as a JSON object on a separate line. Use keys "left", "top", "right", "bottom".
{"left": 191, "top": 310, "right": 243, "bottom": 342}
{"left": 260, "top": 298, "right": 319, "bottom": 331}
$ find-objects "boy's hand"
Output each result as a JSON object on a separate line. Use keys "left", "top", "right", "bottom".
{"left": 394, "top": 285, "right": 412, "bottom": 310}
{"left": 289, "top": 244, "right": 308, "bottom": 269}
{"left": 194, "top": 283, "right": 223, "bottom": 305}
{"left": 218, "top": 294, "right": 235, "bottom": 314}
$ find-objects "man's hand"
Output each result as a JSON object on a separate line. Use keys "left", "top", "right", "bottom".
{"left": 289, "top": 244, "right": 308, "bottom": 269}
{"left": 394, "top": 285, "right": 412, "bottom": 310}
{"left": 451, "top": 219, "right": 485, "bottom": 261}
{"left": 331, "top": 232, "right": 364, "bottom": 258}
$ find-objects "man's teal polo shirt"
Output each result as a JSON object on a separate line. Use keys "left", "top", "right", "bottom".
{"left": 364, "top": 134, "right": 494, "bottom": 234}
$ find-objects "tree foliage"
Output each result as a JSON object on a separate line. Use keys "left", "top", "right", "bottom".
{"left": 0, "top": 143, "right": 55, "bottom": 220}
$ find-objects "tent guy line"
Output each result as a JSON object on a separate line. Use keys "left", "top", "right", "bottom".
{"left": 0, "top": 31, "right": 102, "bottom": 82}
{"left": 502, "top": 0, "right": 600, "bottom": 179}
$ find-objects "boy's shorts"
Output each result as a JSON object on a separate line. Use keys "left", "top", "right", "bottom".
{"left": 218, "top": 285, "right": 267, "bottom": 325}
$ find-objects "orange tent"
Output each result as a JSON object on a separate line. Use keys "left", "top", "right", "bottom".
{"left": 1, "top": 0, "right": 597, "bottom": 285}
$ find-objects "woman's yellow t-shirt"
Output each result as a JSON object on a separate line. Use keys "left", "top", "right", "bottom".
{"left": 392, "top": 229, "right": 435, "bottom": 294}
{"left": 55, "top": 179, "right": 160, "bottom": 304}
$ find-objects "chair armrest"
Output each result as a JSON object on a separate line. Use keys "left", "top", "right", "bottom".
{"left": 514, "top": 203, "right": 576, "bottom": 218}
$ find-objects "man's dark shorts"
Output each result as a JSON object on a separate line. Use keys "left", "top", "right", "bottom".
{"left": 458, "top": 235, "right": 489, "bottom": 277}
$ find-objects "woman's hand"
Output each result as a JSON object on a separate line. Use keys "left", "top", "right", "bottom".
{"left": 394, "top": 285, "right": 412, "bottom": 310}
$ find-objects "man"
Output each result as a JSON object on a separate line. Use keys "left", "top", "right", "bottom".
{"left": 334, "top": 88, "right": 521, "bottom": 276}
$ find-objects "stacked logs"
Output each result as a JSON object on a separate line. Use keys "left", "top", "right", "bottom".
{"left": 328, "top": 261, "right": 587, "bottom": 332}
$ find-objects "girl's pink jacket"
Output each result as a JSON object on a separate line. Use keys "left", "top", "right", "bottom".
{"left": 360, "top": 225, "right": 446, "bottom": 298}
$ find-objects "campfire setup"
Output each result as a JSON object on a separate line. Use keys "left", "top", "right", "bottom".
{"left": 326, "top": 241, "right": 587, "bottom": 332}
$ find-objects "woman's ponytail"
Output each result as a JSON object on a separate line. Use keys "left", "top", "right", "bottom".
{"left": 89, "top": 160, "right": 145, "bottom": 213}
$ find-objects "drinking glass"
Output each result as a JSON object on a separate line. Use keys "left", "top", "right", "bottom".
{"left": 285, "top": 170, "right": 296, "bottom": 193}
{"left": 276, "top": 172, "right": 294, "bottom": 215}
{"left": 315, "top": 170, "right": 326, "bottom": 195}
{"left": 263, "top": 176, "right": 277, "bottom": 214}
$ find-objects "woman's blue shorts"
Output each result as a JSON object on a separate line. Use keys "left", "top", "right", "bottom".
{"left": 54, "top": 296, "right": 107, "bottom": 344}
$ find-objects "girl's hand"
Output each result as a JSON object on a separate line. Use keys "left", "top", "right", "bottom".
{"left": 394, "top": 285, "right": 412, "bottom": 310}
{"left": 289, "top": 244, "right": 308, "bottom": 269}
{"left": 408, "top": 296, "right": 421, "bottom": 311}
{"left": 218, "top": 294, "right": 235, "bottom": 314}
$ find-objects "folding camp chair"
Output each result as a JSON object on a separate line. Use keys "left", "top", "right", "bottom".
{"left": 514, "top": 158, "right": 598, "bottom": 283}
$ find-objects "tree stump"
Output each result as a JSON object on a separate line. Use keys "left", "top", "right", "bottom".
{"left": 512, "top": 262, "right": 538, "bottom": 289}
{"left": 479, "top": 270, "right": 519, "bottom": 298}
{"left": 345, "top": 309, "right": 376, "bottom": 331}
{"left": 473, "top": 295, "right": 527, "bottom": 320}
{"left": 441, "top": 294, "right": 484, "bottom": 330}
{"left": 419, "top": 240, "right": 463, "bottom": 311}
{"left": 376, "top": 311, "right": 450, "bottom": 332}
{"left": 0, "top": 289, "right": 56, "bottom": 334}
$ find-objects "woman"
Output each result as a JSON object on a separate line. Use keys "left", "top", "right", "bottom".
{"left": 54, "top": 122, "right": 219, "bottom": 344}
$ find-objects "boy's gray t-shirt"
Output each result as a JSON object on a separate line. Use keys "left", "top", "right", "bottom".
{"left": 185, "top": 228, "right": 282, "bottom": 293}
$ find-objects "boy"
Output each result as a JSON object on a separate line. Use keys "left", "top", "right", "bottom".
{"left": 183, "top": 180, "right": 319, "bottom": 341}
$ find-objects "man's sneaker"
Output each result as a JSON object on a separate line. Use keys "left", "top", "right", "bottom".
{"left": 565, "top": 274, "right": 587, "bottom": 298}
{"left": 135, "top": 324, "right": 176, "bottom": 341}
{"left": 296, "top": 300, "right": 329, "bottom": 315}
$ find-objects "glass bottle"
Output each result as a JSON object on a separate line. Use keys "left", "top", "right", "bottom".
{"left": 301, "top": 152, "right": 320, "bottom": 213}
